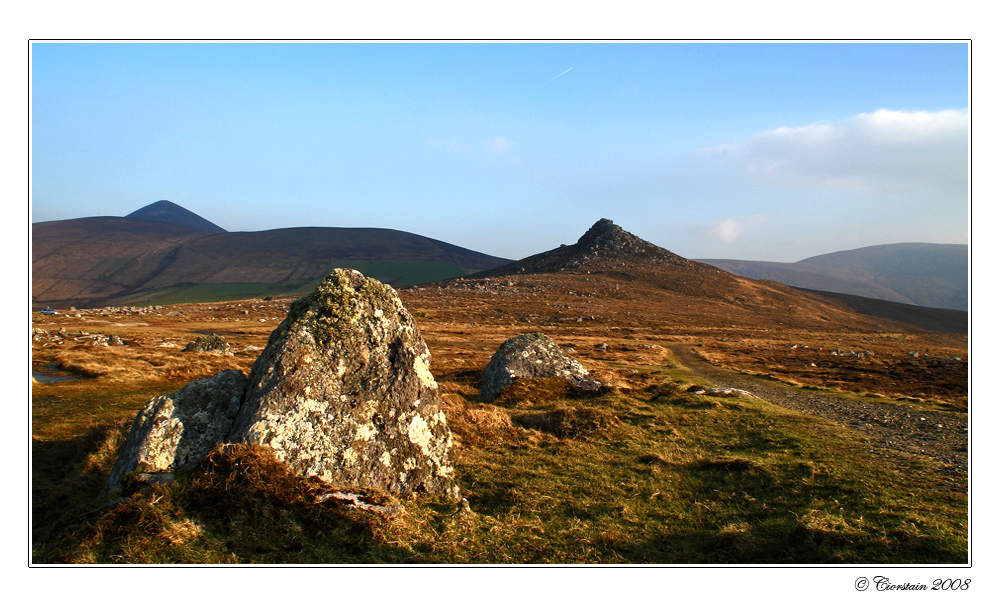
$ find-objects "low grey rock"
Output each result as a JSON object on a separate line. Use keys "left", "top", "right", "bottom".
{"left": 693, "top": 387, "right": 756, "bottom": 398}
{"left": 479, "top": 332, "right": 601, "bottom": 401}
{"left": 183, "top": 333, "right": 232, "bottom": 355}
{"left": 104, "top": 369, "right": 247, "bottom": 494}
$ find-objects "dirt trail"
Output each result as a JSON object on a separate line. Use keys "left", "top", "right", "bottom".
{"left": 668, "top": 345, "right": 968, "bottom": 474}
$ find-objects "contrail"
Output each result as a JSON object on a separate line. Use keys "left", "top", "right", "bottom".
{"left": 545, "top": 67, "right": 573, "bottom": 84}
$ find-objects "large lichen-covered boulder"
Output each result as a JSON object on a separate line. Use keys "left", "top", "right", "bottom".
{"left": 479, "top": 332, "right": 601, "bottom": 401}
{"left": 104, "top": 369, "right": 247, "bottom": 494}
{"left": 230, "top": 269, "right": 460, "bottom": 499}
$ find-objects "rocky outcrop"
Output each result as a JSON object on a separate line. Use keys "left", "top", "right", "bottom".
{"left": 468, "top": 218, "right": 693, "bottom": 278}
{"left": 230, "top": 269, "right": 459, "bottom": 499}
{"left": 479, "top": 332, "right": 601, "bottom": 401}
{"left": 104, "top": 369, "right": 247, "bottom": 494}
{"left": 104, "top": 269, "right": 459, "bottom": 500}
{"left": 183, "top": 333, "right": 232, "bottom": 355}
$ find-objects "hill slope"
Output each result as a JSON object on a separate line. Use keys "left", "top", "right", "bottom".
{"left": 32, "top": 203, "right": 511, "bottom": 308}
{"left": 699, "top": 243, "right": 968, "bottom": 311}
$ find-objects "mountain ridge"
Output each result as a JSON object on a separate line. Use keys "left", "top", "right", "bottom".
{"left": 698, "top": 242, "right": 968, "bottom": 311}
{"left": 32, "top": 201, "right": 511, "bottom": 307}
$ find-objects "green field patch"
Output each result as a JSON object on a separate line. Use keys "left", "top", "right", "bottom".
{"left": 325, "top": 259, "right": 465, "bottom": 286}
{"left": 107, "top": 260, "right": 467, "bottom": 306}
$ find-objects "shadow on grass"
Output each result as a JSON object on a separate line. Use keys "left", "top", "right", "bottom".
{"left": 613, "top": 456, "right": 968, "bottom": 564}
{"left": 612, "top": 518, "right": 967, "bottom": 564}
{"left": 32, "top": 423, "right": 131, "bottom": 562}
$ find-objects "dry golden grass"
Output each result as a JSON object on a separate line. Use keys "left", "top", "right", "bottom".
{"left": 30, "top": 280, "right": 968, "bottom": 564}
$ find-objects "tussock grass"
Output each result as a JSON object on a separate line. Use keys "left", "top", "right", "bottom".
{"left": 58, "top": 445, "right": 411, "bottom": 564}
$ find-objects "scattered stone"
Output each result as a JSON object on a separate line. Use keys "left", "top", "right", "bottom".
{"left": 450, "top": 497, "right": 477, "bottom": 521}
{"left": 182, "top": 333, "right": 233, "bottom": 355}
{"left": 104, "top": 369, "right": 248, "bottom": 494}
{"left": 479, "top": 332, "right": 601, "bottom": 401}
{"left": 693, "top": 387, "right": 756, "bottom": 398}
{"left": 315, "top": 491, "right": 403, "bottom": 517}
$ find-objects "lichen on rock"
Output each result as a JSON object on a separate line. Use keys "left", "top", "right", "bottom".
{"left": 479, "top": 332, "right": 602, "bottom": 401}
{"left": 230, "top": 269, "right": 460, "bottom": 499}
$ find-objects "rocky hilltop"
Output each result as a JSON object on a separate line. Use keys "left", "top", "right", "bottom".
{"left": 423, "top": 219, "right": 965, "bottom": 334}
{"left": 475, "top": 218, "right": 695, "bottom": 276}
{"left": 467, "top": 218, "right": 767, "bottom": 303}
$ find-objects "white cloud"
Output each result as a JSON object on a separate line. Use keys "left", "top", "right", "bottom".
{"left": 710, "top": 218, "right": 743, "bottom": 243}
{"left": 488, "top": 136, "right": 513, "bottom": 153}
{"left": 715, "top": 109, "right": 968, "bottom": 196}
{"left": 699, "top": 215, "right": 766, "bottom": 245}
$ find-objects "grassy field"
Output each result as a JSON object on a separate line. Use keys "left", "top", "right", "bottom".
{"left": 31, "top": 326, "right": 967, "bottom": 564}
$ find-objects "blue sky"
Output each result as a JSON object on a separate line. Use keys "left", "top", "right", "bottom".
{"left": 30, "top": 42, "right": 969, "bottom": 262}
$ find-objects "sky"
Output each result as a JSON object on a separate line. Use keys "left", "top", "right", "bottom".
{"left": 30, "top": 42, "right": 969, "bottom": 262}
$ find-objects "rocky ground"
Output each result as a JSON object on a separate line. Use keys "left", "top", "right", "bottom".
{"left": 670, "top": 345, "right": 968, "bottom": 475}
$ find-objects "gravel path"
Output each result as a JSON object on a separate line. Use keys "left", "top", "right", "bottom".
{"left": 669, "top": 345, "right": 968, "bottom": 474}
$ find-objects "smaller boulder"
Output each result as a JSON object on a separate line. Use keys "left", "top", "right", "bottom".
{"left": 479, "top": 332, "right": 601, "bottom": 401}
{"left": 104, "top": 369, "right": 247, "bottom": 494}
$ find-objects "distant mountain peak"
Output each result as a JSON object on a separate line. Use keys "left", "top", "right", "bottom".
{"left": 125, "top": 200, "right": 227, "bottom": 233}
{"left": 575, "top": 218, "right": 663, "bottom": 259}
{"left": 470, "top": 218, "right": 691, "bottom": 278}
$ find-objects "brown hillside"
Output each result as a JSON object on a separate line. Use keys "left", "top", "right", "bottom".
{"left": 463, "top": 219, "right": 902, "bottom": 332}
{"left": 32, "top": 217, "right": 205, "bottom": 306}
{"left": 32, "top": 215, "right": 511, "bottom": 308}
